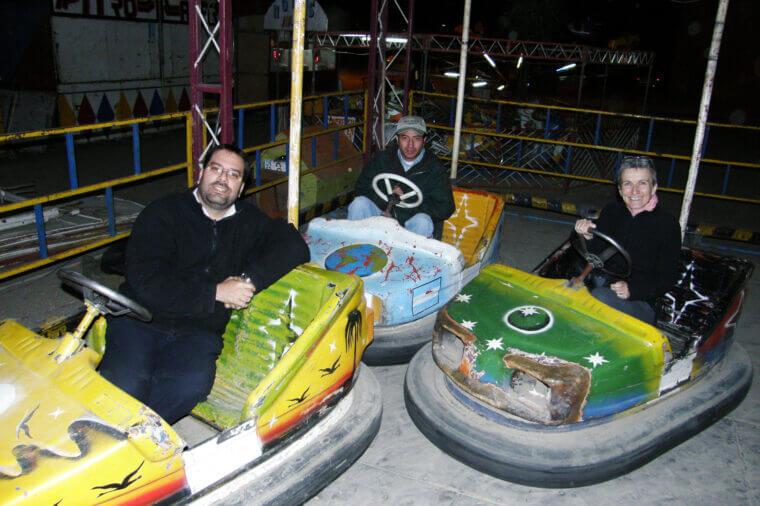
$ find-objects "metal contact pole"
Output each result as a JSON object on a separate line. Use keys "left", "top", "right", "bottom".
{"left": 402, "top": 0, "right": 415, "bottom": 114}
{"left": 287, "top": 0, "right": 306, "bottom": 227}
{"left": 679, "top": 0, "right": 729, "bottom": 240}
{"left": 449, "top": 0, "right": 471, "bottom": 180}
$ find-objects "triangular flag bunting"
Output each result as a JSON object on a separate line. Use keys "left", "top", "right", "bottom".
{"left": 115, "top": 92, "right": 132, "bottom": 120}
{"left": 178, "top": 88, "right": 191, "bottom": 111}
{"left": 96, "top": 94, "right": 115, "bottom": 123}
{"left": 164, "top": 88, "right": 178, "bottom": 113}
{"left": 149, "top": 90, "right": 164, "bottom": 115}
{"left": 78, "top": 95, "right": 96, "bottom": 125}
{"left": 133, "top": 91, "right": 148, "bottom": 117}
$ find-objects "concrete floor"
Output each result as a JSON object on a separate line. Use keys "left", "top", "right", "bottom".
{"left": 1, "top": 206, "right": 758, "bottom": 505}
{"left": 308, "top": 208, "right": 760, "bottom": 506}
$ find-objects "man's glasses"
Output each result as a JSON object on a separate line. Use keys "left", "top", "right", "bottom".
{"left": 205, "top": 164, "right": 243, "bottom": 181}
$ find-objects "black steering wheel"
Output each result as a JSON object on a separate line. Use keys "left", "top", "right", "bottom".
{"left": 58, "top": 269, "right": 152, "bottom": 322}
{"left": 571, "top": 229, "right": 632, "bottom": 278}
{"left": 371, "top": 173, "right": 423, "bottom": 209}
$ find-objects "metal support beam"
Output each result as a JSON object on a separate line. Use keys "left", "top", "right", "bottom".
{"left": 402, "top": 0, "right": 415, "bottom": 114}
{"left": 366, "top": 0, "right": 416, "bottom": 156}
{"left": 366, "top": 0, "right": 382, "bottom": 159}
{"left": 314, "top": 32, "right": 655, "bottom": 66}
{"left": 679, "top": 0, "right": 729, "bottom": 239}
{"left": 450, "top": 0, "right": 471, "bottom": 180}
{"left": 288, "top": 0, "right": 306, "bottom": 227}
{"left": 189, "top": 0, "right": 233, "bottom": 183}
{"left": 576, "top": 60, "right": 586, "bottom": 107}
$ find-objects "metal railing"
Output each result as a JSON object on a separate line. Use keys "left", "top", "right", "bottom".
{"left": 0, "top": 90, "right": 366, "bottom": 280}
{"left": 411, "top": 90, "right": 760, "bottom": 206}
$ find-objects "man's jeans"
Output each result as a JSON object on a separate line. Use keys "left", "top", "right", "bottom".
{"left": 99, "top": 317, "right": 223, "bottom": 424}
{"left": 347, "top": 196, "right": 434, "bottom": 238}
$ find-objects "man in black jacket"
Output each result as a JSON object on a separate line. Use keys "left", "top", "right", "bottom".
{"left": 348, "top": 116, "right": 455, "bottom": 237}
{"left": 99, "top": 144, "right": 310, "bottom": 423}
{"left": 574, "top": 155, "right": 680, "bottom": 324}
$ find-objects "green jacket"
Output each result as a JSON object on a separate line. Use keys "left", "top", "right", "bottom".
{"left": 354, "top": 145, "right": 455, "bottom": 226}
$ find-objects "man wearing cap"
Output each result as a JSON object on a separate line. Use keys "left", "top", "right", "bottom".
{"left": 348, "top": 115, "right": 455, "bottom": 238}
{"left": 574, "top": 155, "right": 681, "bottom": 324}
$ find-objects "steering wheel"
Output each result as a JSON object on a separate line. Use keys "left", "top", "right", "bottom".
{"left": 571, "top": 228, "right": 632, "bottom": 278}
{"left": 58, "top": 269, "right": 152, "bottom": 322}
{"left": 371, "top": 173, "right": 423, "bottom": 209}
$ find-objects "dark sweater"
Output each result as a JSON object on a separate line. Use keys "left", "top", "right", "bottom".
{"left": 354, "top": 145, "right": 455, "bottom": 225}
{"left": 591, "top": 201, "right": 681, "bottom": 305}
{"left": 123, "top": 190, "right": 309, "bottom": 333}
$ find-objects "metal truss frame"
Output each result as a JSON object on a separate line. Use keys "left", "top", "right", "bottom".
{"left": 189, "top": 0, "right": 233, "bottom": 182}
{"left": 365, "top": 0, "right": 415, "bottom": 157}
{"left": 312, "top": 32, "right": 655, "bottom": 66}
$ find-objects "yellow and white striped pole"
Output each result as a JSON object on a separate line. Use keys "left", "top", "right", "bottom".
{"left": 287, "top": 0, "right": 307, "bottom": 227}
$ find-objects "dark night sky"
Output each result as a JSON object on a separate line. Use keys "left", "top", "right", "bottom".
{"left": 319, "top": 0, "right": 758, "bottom": 122}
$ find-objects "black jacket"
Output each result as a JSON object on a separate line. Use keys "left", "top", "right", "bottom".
{"left": 123, "top": 190, "right": 309, "bottom": 333}
{"left": 591, "top": 201, "right": 681, "bottom": 305}
{"left": 354, "top": 145, "right": 455, "bottom": 226}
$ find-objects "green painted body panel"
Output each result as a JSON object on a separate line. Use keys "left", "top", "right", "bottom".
{"left": 192, "top": 266, "right": 339, "bottom": 428}
{"left": 446, "top": 264, "right": 667, "bottom": 415}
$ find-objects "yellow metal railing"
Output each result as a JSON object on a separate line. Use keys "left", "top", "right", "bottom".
{"left": 0, "top": 90, "right": 367, "bottom": 281}
{"left": 0, "top": 113, "right": 192, "bottom": 280}
{"left": 411, "top": 90, "right": 760, "bottom": 206}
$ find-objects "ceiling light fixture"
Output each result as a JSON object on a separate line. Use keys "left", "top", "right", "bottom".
{"left": 556, "top": 63, "right": 577, "bottom": 73}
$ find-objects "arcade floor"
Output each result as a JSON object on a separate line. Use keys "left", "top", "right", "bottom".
{"left": 2, "top": 206, "right": 758, "bottom": 505}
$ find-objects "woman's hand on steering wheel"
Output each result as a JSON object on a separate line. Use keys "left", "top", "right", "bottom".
{"left": 571, "top": 227, "right": 633, "bottom": 279}
{"left": 574, "top": 219, "right": 595, "bottom": 240}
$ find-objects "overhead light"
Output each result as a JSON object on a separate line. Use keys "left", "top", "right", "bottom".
{"left": 483, "top": 53, "right": 496, "bottom": 68}
{"left": 472, "top": 81, "right": 487, "bottom": 88}
{"left": 345, "top": 33, "right": 371, "bottom": 43}
{"left": 516, "top": 56, "right": 523, "bottom": 69}
{"left": 444, "top": 71, "right": 459, "bottom": 78}
{"left": 386, "top": 37, "right": 408, "bottom": 44}
{"left": 556, "top": 63, "right": 577, "bottom": 73}
{"left": 497, "top": 84, "right": 505, "bottom": 91}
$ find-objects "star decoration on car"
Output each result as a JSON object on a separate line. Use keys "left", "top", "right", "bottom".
{"left": 485, "top": 338, "right": 503, "bottom": 350}
{"left": 585, "top": 352, "right": 609, "bottom": 368}
{"left": 664, "top": 260, "right": 710, "bottom": 325}
{"left": 519, "top": 306, "right": 539, "bottom": 316}
{"left": 268, "top": 414, "right": 278, "bottom": 428}
{"left": 329, "top": 341, "right": 337, "bottom": 353}
{"left": 455, "top": 293, "right": 472, "bottom": 303}
{"left": 460, "top": 320, "right": 477, "bottom": 330}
